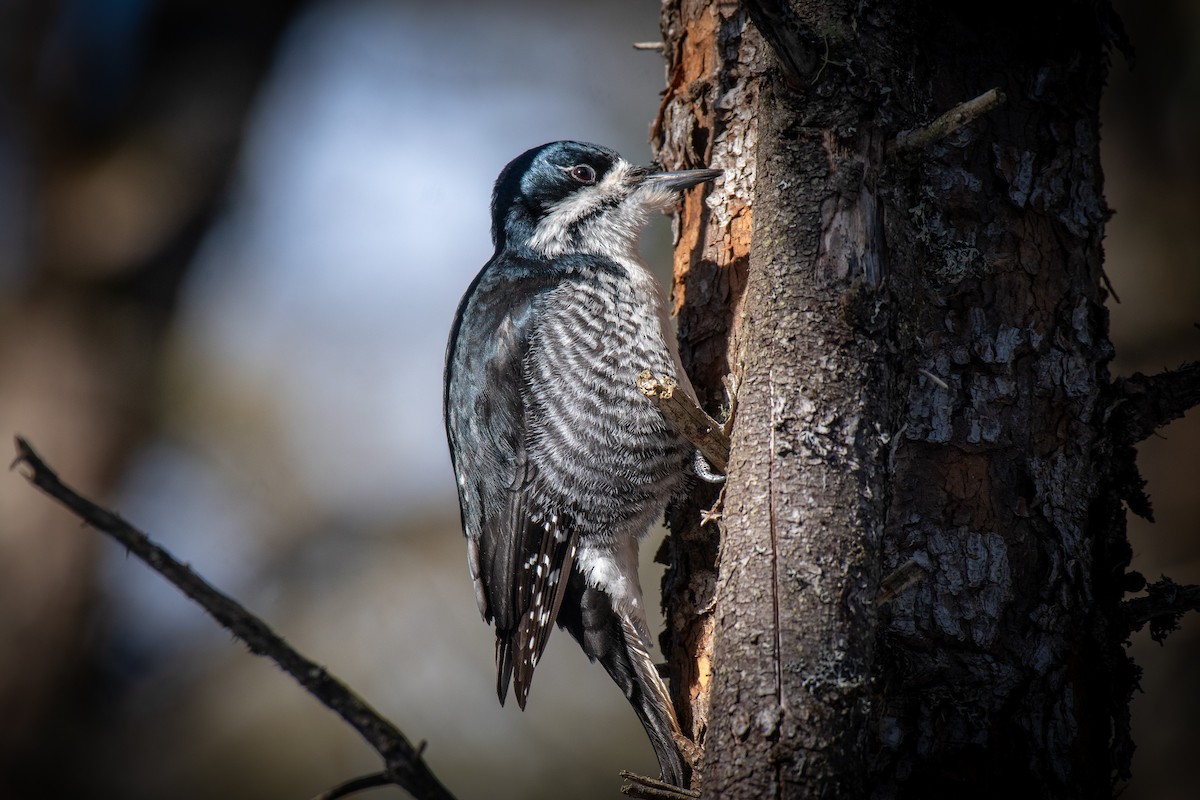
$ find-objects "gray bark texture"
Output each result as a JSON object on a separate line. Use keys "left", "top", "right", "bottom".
{"left": 650, "top": 1, "right": 1191, "bottom": 798}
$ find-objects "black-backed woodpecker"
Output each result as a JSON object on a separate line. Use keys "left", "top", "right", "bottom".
{"left": 443, "top": 141, "right": 721, "bottom": 786}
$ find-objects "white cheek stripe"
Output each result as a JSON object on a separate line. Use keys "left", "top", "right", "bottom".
{"left": 529, "top": 160, "right": 639, "bottom": 257}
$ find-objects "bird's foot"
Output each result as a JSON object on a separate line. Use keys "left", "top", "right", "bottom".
{"left": 692, "top": 449, "right": 725, "bottom": 484}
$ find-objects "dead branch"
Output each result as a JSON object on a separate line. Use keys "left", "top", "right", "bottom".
{"left": 637, "top": 371, "right": 730, "bottom": 472}
{"left": 620, "top": 770, "right": 701, "bottom": 799}
{"left": 11, "top": 436, "right": 458, "bottom": 800}
{"left": 1123, "top": 576, "right": 1200, "bottom": 644}
{"left": 1110, "top": 361, "right": 1200, "bottom": 444}
{"left": 889, "top": 88, "right": 1006, "bottom": 154}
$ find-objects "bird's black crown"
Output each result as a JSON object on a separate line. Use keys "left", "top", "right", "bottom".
{"left": 490, "top": 141, "right": 620, "bottom": 250}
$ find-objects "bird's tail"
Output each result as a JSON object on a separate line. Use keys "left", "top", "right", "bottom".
{"left": 615, "top": 613, "right": 690, "bottom": 788}
{"left": 560, "top": 572, "right": 691, "bottom": 788}
{"left": 496, "top": 635, "right": 515, "bottom": 707}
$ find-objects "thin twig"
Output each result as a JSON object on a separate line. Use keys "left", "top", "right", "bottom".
{"left": 311, "top": 771, "right": 392, "bottom": 800}
{"left": 1101, "top": 267, "right": 1122, "bottom": 303}
{"left": 889, "top": 88, "right": 1006, "bottom": 154}
{"left": 700, "top": 484, "right": 727, "bottom": 527}
{"left": 633, "top": 41, "right": 666, "bottom": 51}
{"left": 619, "top": 769, "right": 701, "bottom": 799}
{"left": 638, "top": 371, "right": 730, "bottom": 473}
{"left": 11, "top": 436, "right": 458, "bottom": 800}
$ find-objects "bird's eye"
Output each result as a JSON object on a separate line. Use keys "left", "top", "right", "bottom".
{"left": 569, "top": 164, "right": 596, "bottom": 184}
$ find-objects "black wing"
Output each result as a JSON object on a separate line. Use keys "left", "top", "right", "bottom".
{"left": 492, "top": 460, "right": 578, "bottom": 708}
{"left": 443, "top": 258, "right": 577, "bottom": 708}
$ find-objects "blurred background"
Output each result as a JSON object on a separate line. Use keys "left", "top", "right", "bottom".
{"left": 0, "top": 1, "right": 1195, "bottom": 799}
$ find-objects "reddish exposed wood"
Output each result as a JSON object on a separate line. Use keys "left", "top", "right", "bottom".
{"left": 653, "top": 2, "right": 764, "bottom": 766}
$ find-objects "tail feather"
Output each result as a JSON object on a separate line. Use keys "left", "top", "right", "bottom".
{"left": 496, "top": 635, "right": 514, "bottom": 707}
{"left": 559, "top": 570, "right": 690, "bottom": 787}
{"left": 617, "top": 614, "right": 688, "bottom": 787}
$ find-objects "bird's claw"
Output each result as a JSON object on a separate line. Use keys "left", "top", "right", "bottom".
{"left": 692, "top": 450, "right": 725, "bottom": 484}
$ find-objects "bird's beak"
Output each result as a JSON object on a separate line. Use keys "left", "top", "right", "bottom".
{"left": 640, "top": 167, "right": 723, "bottom": 191}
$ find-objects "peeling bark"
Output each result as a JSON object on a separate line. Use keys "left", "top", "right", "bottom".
{"left": 654, "top": 0, "right": 765, "bottom": 753}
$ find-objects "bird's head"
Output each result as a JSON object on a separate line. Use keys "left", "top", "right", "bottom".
{"left": 490, "top": 140, "right": 722, "bottom": 259}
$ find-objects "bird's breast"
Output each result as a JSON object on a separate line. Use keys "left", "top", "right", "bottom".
{"left": 522, "top": 259, "right": 690, "bottom": 533}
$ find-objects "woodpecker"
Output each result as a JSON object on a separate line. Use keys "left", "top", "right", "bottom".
{"left": 443, "top": 141, "right": 720, "bottom": 786}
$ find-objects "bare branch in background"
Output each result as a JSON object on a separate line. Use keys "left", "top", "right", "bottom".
{"left": 11, "top": 436, "right": 458, "bottom": 800}
{"left": 310, "top": 771, "right": 393, "bottom": 800}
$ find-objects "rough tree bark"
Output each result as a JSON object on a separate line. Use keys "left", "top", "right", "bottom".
{"left": 652, "top": 1, "right": 1197, "bottom": 798}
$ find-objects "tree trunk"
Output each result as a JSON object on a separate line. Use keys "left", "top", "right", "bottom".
{"left": 654, "top": 2, "right": 1159, "bottom": 797}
